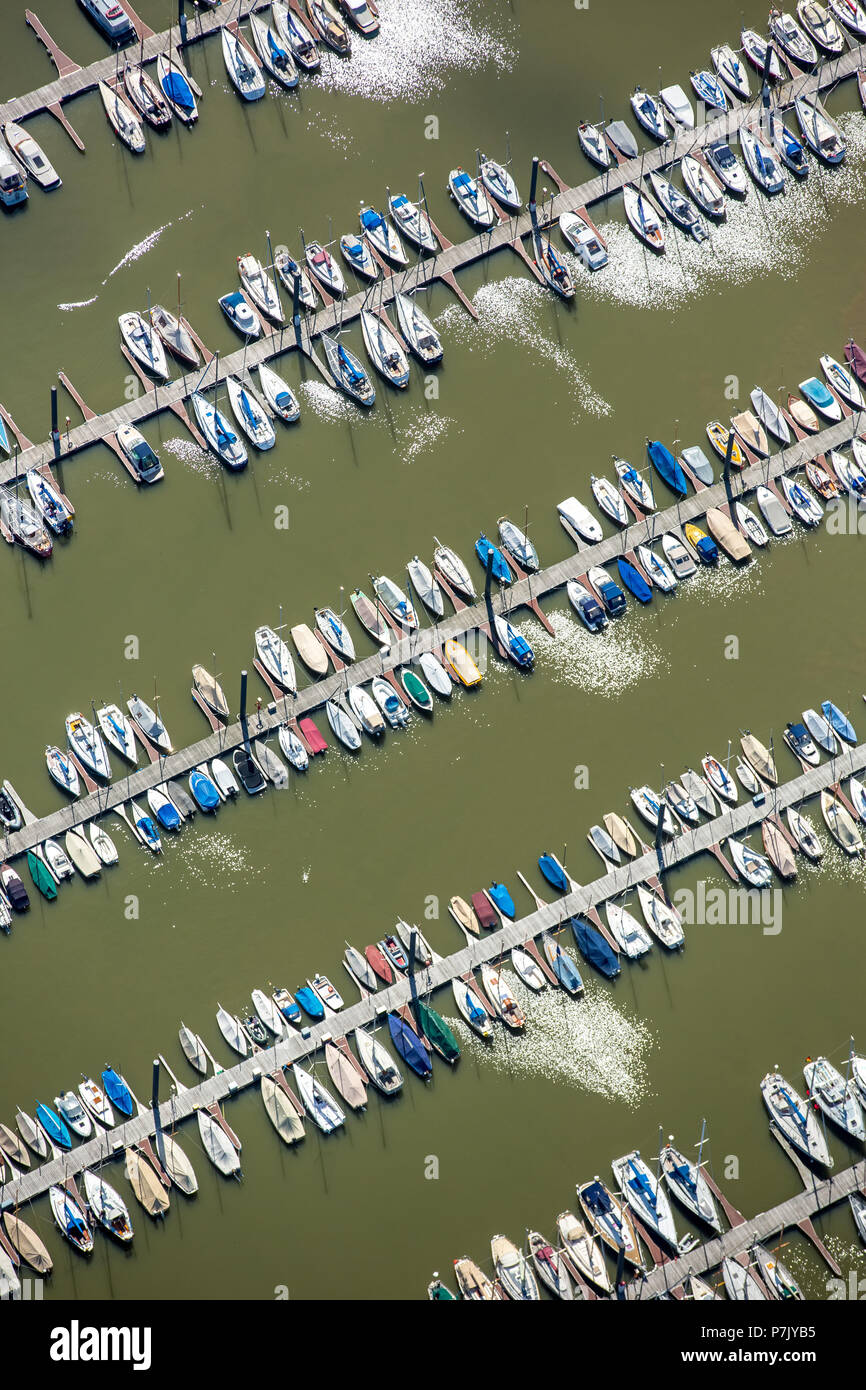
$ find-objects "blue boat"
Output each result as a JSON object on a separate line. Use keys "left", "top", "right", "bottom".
{"left": 538, "top": 852, "right": 569, "bottom": 894}
{"left": 295, "top": 986, "right": 325, "bottom": 1021}
{"left": 160, "top": 66, "right": 195, "bottom": 117}
{"left": 800, "top": 377, "right": 837, "bottom": 417}
{"left": 616, "top": 558, "right": 652, "bottom": 603}
{"left": 475, "top": 533, "right": 512, "bottom": 583}
{"left": 592, "top": 570, "right": 627, "bottom": 616}
{"left": 495, "top": 619, "right": 534, "bottom": 668}
{"left": 388, "top": 1013, "right": 432, "bottom": 1079}
{"left": 542, "top": 935, "right": 583, "bottom": 995}
{"left": 646, "top": 440, "right": 689, "bottom": 497}
{"left": 36, "top": 1102, "right": 71, "bottom": 1149}
{"left": 571, "top": 918, "right": 621, "bottom": 979}
{"left": 488, "top": 881, "right": 515, "bottom": 919}
{"left": 101, "top": 1066, "right": 133, "bottom": 1118}
{"left": 153, "top": 799, "right": 181, "bottom": 832}
{"left": 189, "top": 770, "right": 220, "bottom": 812}
{"left": 0, "top": 414, "right": 9, "bottom": 455}
{"left": 822, "top": 700, "right": 856, "bottom": 744}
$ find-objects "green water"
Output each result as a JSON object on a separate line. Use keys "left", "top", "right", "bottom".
{"left": 1, "top": 0, "right": 865, "bottom": 1301}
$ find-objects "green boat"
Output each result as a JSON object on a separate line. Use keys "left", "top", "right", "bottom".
{"left": 427, "top": 1276, "right": 459, "bottom": 1300}
{"left": 27, "top": 851, "right": 57, "bottom": 901}
{"left": 400, "top": 668, "right": 433, "bottom": 713}
{"left": 413, "top": 998, "right": 460, "bottom": 1064}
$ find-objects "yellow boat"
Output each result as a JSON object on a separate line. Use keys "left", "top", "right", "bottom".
{"left": 443, "top": 639, "right": 482, "bottom": 687}
{"left": 684, "top": 522, "right": 709, "bottom": 548}
{"left": 705, "top": 420, "right": 744, "bottom": 467}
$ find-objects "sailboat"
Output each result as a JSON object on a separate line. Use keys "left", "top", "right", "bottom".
{"left": 221, "top": 26, "right": 267, "bottom": 101}
{"left": 249, "top": 11, "right": 299, "bottom": 87}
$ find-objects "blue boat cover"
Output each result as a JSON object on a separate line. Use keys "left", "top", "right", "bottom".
{"left": 162, "top": 70, "right": 194, "bottom": 110}
{"left": 101, "top": 1067, "right": 133, "bottom": 1117}
{"left": 36, "top": 1102, "right": 71, "bottom": 1149}
{"left": 616, "top": 558, "right": 652, "bottom": 603}
{"left": 453, "top": 172, "right": 472, "bottom": 190}
{"left": 295, "top": 986, "right": 325, "bottom": 1019}
{"left": 392, "top": 194, "right": 408, "bottom": 209}
{"left": 548, "top": 940, "right": 583, "bottom": 992}
{"left": 582, "top": 1180, "right": 614, "bottom": 1215}
{"left": 646, "top": 440, "right": 689, "bottom": 497}
{"left": 508, "top": 631, "right": 534, "bottom": 666}
{"left": 571, "top": 918, "right": 621, "bottom": 978}
{"left": 600, "top": 579, "right": 626, "bottom": 614}
{"left": 388, "top": 1014, "right": 432, "bottom": 1077}
{"left": 697, "top": 535, "right": 718, "bottom": 563}
{"left": 488, "top": 882, "right": 515, "bottom": 917}
{"left": 155, "top": 801, "right": 181, "bottom": 831}
{"left": 538, "top": 853, "right": 569, "bottom": 894}
{"left": 475, "top": 533, "right": 511, "bottom": 583}
{"left": 360, "top": 208, "right": 385, "bottom": 231}
{"left": 190, "top": 772, "right": 220, "bottom": 810}
{"left": 822, "top": 700, "right": 856, "bottom": 742}
{"left": 801, "top": 377, "right": 833, "bottom": 408}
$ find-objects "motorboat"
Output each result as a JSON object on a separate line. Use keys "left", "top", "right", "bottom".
{"left": 218, "top": 290, "right": 262, "bottom": 338}
{"left": 558, "top": 210, "right": 608, "bottom": 270}
{"left": 659, "top": 83, "right": 694, "bottom": 127}
{"left": 704, "top": 138, "right": 748, "bottom": 195}
{"left": 557, "top": 494, "right": 604, "bottom": 543}
{"left": 1, "top": 120, "right": 61, "bottom": 188}
{"left": 116, "top": 423, "right": 164, "bottom": 483}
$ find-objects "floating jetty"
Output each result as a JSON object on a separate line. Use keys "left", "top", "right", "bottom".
{"left": 1, "top": 402, "right": 864, "bottom": 860}
{"left": 4, "top": 733, "right": 866, "bottom": 1213}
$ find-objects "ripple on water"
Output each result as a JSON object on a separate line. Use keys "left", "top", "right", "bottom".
{"left": 516, "top": 608, "right": 667, "bottom": 697}
{"left": 447, "top": 970, "right": 656, "bottom": 1107}
{"left": 572, "top": 112, "right": 866, "bottom": 312}
{"left": 397, "top": 407, "right": 459, "bottom": 465}
{"left": 439, "top": 278, "right": 613, "bottom": 420}
{"left": 299, "top": 379, "right": 368, "bottom": 424}
{"left": 162, "top": 436, "right": 219, "bottom": 477}
{"left": 176, "top": 831, "right": 259, "bottom": 890}
{"left": 315, "top": 0, "right": 516, "bottom": 104}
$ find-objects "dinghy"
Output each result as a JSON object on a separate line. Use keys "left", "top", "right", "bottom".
{"left": 41, "top": 839, "right": 74, "bottom": 881}
{"left": 711, "top": 44, "right": 751, "bottom": 98}
{"left": 257, "top": 363, "right": 300, "bottom": 423}
{"left": 401, "top": 668, "right": 433, "bottom": 711}
{"left": 216, "top": 1005, "right": 249, "bottom": 1057}
{"left": 221, "top": 26, "right": 266, "bottom": 100}
{"left": 448, "top": 164, "right": 497, "bottom": 226}
{"left": 704, "top": 138, "right": 748, "bottom": 195}
{"left": 96, "top": 703, "right": 137, "bottom": 763}
{"left": 622, "top": 182, "right": 664, "bottom": 250}
{"left": 762, "top": 820, "right": 797, "bottom": 879}
{"left": 510, "top": 946, "right": 547, "bottom": 991}
{"left": 83, "top": 1170, "right": 133, "bottom": 1241}
{"left": 261, "top": 1074, "right": 305, "bottom": 1145}
{"left": 823, "top": 699, "right": 856, "bottom": 743}
{"left": 756, "top": 484, "right": 792, "bottom": 536}
{"left": 540, "top": 933, "right": 584, "bottom": 994}
{"left": 786, "top": 805, "right": 824, "bottom": 859}
{"left": 2, "top": 1212, "right": 52, "bottom": 1274}
{"left": 647, "top": 439, "right": 689, "bottom": 496}
{"left": 125, "top": 1148, "right": 169, "bottom": 1216}
{"left": 637, "top": 884, "right": 685, "bottom": 948}
{"left": 388, "top": 193, "right": 438, "bottom": 252}
{"left": 119, "top": 311, "right": 169, "bottom": 378}
{"left": 190, "top": 391, "right": 248, "bottom": 469}
{"left": 588, "top": 824, "right": 621, "bottom": 866}
{"left": 731, "top": 410, "right": 769, "bottom": 457}
{"left": 750, "top": 386, "right": 791, "bottom": 443}
{"left": 681, "top": 155, "right": 726, "bottom": 217}
{"left": 349, "top": 587, "right": 389, "bottom": 643}
{"left": 157, "top": 52, "right": 198, "bottom": 123}
{"left": 617, "top": 557, "right": 651, "bottom": 602}
{"left": 705, "top": 421, "right": 744, "bottom": 468}
{"left": 795, "top": 94, "right": 845, "bottom": 162}
{"left": 803, "top": 707, "right": 837, "bottom": 753}
{"left": 324, "top": 1042, "right": 366, "bottom": 1110}
{"left": 631, "top": 88, "right": 667, "bottom": 139}
{"left": 605, "top": 119, "right": 638, "bottom": 160}
{"left": 659, "top": 1142, "right": 721, "bottom": 1230}
{"left": 50, "top": 1186, "right": 93, "bottom": 1253}
{"left": 788, "top": 394, "right": 820, "bottom": 432}
{"left": 799, "top": 375, "right": 842, "bottom": 422}
{"left": 289, "top": 623, "right": 327, "bottom": 677}
{"left": 407, "top": 556, "right": 444, "bottom": 616}
{"left": 359, "top": 205, "right": 407, "bottom": 265}
{"left": 255, "top": 625, "right": 296, "bottom": 691}
{"left": 254, "top": 741, "right": 287, "bottom": 787}
{"left": 360, "top": 309, "right": 410, "bottom": 388}
{"left": 249, "top": 10, "right": 299, "bottom": 87}
{"left": 604, "top": 812, "right": 640, "bottom": 855}
{"left": 388, "top": 1013, "right": 432, "bottom": 1078}
{"left": 761, "top": 1071, "right": 831, "bottom": 1165}
{"left": 321, "top": 333, "right": 375, "bottom": 404}
{"left": 373, "top": 573, "right": 417, "bottom": 628}
{"left": 577, "top": 121, "right": 610, "bottom": 168}
{"left": 192, "top": 665, "right": 229, "bottom": 720}
{"left": 127, "top": 694, "right": 171, "bottom": 753}
{"left": 98, "top": 81, "right": 145, "bottom": 153}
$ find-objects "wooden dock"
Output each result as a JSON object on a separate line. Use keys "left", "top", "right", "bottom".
{"left": 3, "top": 734, "right": 866, "bottom": 1213}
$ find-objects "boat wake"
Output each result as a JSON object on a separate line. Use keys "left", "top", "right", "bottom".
{"left": 102, "top": 210, "right": 196, "bottom": 284}
{"left": 396, "top": 407, "right": 459, "bottom": 466}
{"left": 57, "top": 297, "right": 98, "bottom": 312}
{"left": 517, "top": 608, "right": 666, "bottom": 696}
{"left": 314, "top": 0, "right": 516, "bottom": 104}
{"left": 573, "top": 111, "right": 866, "bottom": 313}
{"left": 439, "top": 279, "right": 613, "bottom": 420}
{"left": 447, "top": 971, "right": 655, "bottom": 1106}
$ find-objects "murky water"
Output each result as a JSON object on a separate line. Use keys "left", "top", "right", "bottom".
{"left": 0, "top": 0, "right": 864, "bottom": 1301}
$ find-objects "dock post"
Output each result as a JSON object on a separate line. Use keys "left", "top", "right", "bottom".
{"left": 50, "top": 385, "right": 60, "bottom": 460}
{"left": 528, "top": 156, "right": 540, "bottom": 235}
{"left": 240, "top": 669, "right": 248, "bottom": 722}
{"left": 151, "top": 1058, "right": 165, "bottom": 1165}
{"left": 178, "top": 0, "right": 187, "bottom": 46}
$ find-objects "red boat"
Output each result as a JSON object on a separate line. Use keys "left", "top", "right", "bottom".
{"left": 298, "top": 717, "right": 327, "bottom": 753}
{"left": 364, "top": 943, "right": 392, "bottom": 984}
{"left": 471, "top": 891, "right": 498, "bottom": 930}
{"left": 845, "top": 336, "right": 866, "bottom": 386}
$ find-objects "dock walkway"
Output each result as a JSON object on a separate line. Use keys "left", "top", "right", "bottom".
{"left": 4, "top": 734, "right": 866, "bottom": 1211}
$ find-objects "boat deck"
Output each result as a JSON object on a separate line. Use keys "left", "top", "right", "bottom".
{"left": 4, "top": 734, "right": 866, "bottom": 1212}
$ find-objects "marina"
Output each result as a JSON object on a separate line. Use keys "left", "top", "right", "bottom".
{"left": 1, "top": 0, "right": 866, "bottom": 1317}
